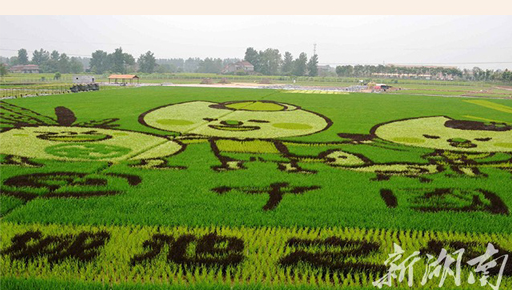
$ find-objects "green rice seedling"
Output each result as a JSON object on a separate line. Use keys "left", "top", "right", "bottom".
{"left": 2, "top": 222, "right": 512, "bottom": 289}
{"left": 1, "top": 86, "right": 512, "bottom": 289}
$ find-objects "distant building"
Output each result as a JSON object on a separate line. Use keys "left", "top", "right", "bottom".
{"left": 317, "top": 65, "right": 335, "bottom": 76}
{"left": 372, "top": 72, "right": 433, "bottom": 79}
{"left": 9, "top": 64, "right": 40, "bottom": 73}
{"left": 73, "top": 75, "right": 95, "bottom": 84}
{"left": 380, "top": 64, "right": 458, "bottom": 80}
{"left": 108, "top": 74, "right": 139, "bottom": 84}
{"left": 385, "top": 64, "right": 457, "bottom": 69}
{"left": 374, "top": 84, "right": 392, "bottom": 91}
{"left": 222, "top": 61, "right": 254, "bottom": 74}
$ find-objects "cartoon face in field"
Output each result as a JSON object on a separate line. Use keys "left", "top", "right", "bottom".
{"left": 0, "top": 126, "right": 183, "bottom": 161}
{"left": 374, "top": 116, "right": 512, "bottom": 152}
{"left": 141, "top": 101, "right": 331, "bottom": 139}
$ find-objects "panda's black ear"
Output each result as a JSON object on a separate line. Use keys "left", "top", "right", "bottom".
{"left": 445, "top": 119, "right": 511, "bottom": 131}
{"left": 55, "top": 106, "right": 76, "bottom": 126}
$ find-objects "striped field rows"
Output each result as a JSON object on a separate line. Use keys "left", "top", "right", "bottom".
{"left": 2, "top": 222, "right": 511, "bottom": 289}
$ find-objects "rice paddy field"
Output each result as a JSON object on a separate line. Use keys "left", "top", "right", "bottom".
{"left": 1, "top": 86, "right": 512, "bottom": 289}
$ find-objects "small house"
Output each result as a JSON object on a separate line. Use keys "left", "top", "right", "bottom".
{"left": 9, "top": 64, "right": 40, "bottom": 73}
{"left": 222, "top": 61, "right": 254, "bottom": 74}
{"left": 374, "top": 84, "right": 392, "bottom": 91}
{"left": 73, "top": 75, "right": 95, "bottom": 84}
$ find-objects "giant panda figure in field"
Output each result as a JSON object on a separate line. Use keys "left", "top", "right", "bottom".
{"left": 0, "top": 102, "right": 184, "bottom": 166}
{"left": 372, "top": 116, "right": 512, "bottom": 177}
{"left": 141, "top": 100, "right": 334, "bottom": 173}
{"left": 140, "top": 100, "right": 439, "bottom": 178}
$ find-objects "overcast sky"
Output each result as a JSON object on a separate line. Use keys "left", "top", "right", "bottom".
{"left": 1, "top": 15, "right": 511, "bottom": 70}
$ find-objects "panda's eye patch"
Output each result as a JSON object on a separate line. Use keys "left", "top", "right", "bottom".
{"left": 475, "top": 137, "right": 492, "bottom": 142}
{"left": 248, "top": 119, "right": 270, "bottom": 123}
{"left": 203, "top": 118, "right": 218, "bottom": 122}
{"left": 423, "top": 134, "right": 440, "bottom": 139}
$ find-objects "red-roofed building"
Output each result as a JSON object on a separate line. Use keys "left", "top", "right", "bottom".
{"left": 9, "top": 64, "right": 40, "bottom": 73}
{"left": 222, "top": 61, "right": 254, "bottom": 74}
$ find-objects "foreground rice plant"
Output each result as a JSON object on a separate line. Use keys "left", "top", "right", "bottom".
{"left": 1, "top": 86, "right": 511, "bottom": 289}
{"left": 2, "top": 222, "right": 511, "bottom": 289}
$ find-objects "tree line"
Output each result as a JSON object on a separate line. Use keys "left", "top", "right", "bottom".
{"left": 0, "top": 47, "right": 319, "bottom": 76}
{"left": 154, "top": 58, "right": 241, "bottom": 74}
{"left": 1, "top": 47, "right": 510, "bottom": 82}
{"left": 2, "top": 48, "right": 86, "bottom": 74}
{"left": 244, "top": 48, "right": 319, "bottom": 76}
{"left": 334, "top": 64, "right": 512, "bottom": 82}
{"left": 0, "top": 48, "right": 247, "bottom": 75}
{"left": 0, "top": 48, "right": 156, "bottom": 75}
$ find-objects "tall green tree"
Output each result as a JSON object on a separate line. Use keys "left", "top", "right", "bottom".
{"left": 90, "top": 50, "right": 109, "bottom": 74}
{"left": 307, "top": 54, "right": 319, "bottom": 77}
{"left": 197, "top": 58, "right": 223, "bottom": 73}
{"left": 503, "top": 69, "right": 512, "bottom": 82}
{"left": 155, "top": 63, "right": 176, "bottom": 73}
{"left": 184, "top": 58, "right": 201, "bottom": 73}
{"left": 44, "top": 50, "right": 60, "bottom": 73}
{"left": 51, "top": 50, "right": 60, "bottom": 61}
{"left": 107, "top": 48, "right": 135, "bottom": 73}
{"left": 292, "top": 53, "right": 308, "bottom": 76}
{"left": 58, "top": 53, "right": 70, "bottom": 73}
{"left": 259, "top": 48, "right": 281, "bottom": 75}
{"left": 17, "top": 49, "right": 29, "bottom": 65}
{"left": 0, "top": 63, "right": 8, "bottom": 80}
{"left": 335, "top": 65, "right": 353, "bottom": 77}
{"left": 9, "top": 56, "right": 19, "bottom": 66}
{"left": 123, "top": 52, "right": 136, "bottom": 73}
{"left": 244, "top": 47, "right": 260, "bottom": 72}
{"left": 69, "top": 57, "right": 84, "bottom": 74}
{"left": 137, "top": 51, "right": 157, "bottom": 73}
{"left": 32, "top": 49, "right": 50, "bottom": 66}
{"left": 281, "top": 52, "right": 293, "bottom": 75}
{"left": 472, "top": 67, "right": 483, "bottom": 81}
{"left": 110, "top": 48, "right": 126, "bottom": 73}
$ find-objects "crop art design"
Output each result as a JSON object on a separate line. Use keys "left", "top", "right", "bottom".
{"left": 140, "top": 101, "right": 442, "bottom": 180}
{"left": 1, "top": 172, "right": 141, "bottom": 200}
{"left": 380, "top": 188, "right": 509, "bottom": 215}
{"left": 4, "top": 223, "right": 511, "bottom": 288}
{"left": 0, "top": 101, "right": 183, "bottom": 214}
{"left": 141, "top": 100, "right": 334, "bottom": 173}
{"left": 372, "top": 116, "right": 512, "bottom": 177}
{"left": 0, "top": 172, "right": 142, "bottom": 215}
{"left": 0, "top": 101, "right": 184, "bottom": 166}
{"left": 279, "top": 236, "right": 387, "bottom": 275}
{"left": 130, "top": 232, "right": 244, "bottom": 272}
{"left": 1, "top": 230, "right": 110, "bottom": 265}
{"left": 212, "top": 182, "right": 321, "bottom": 211}
{"left": 141, "top": 100, "right": 332, "bottom": 139}
{"left": 2, "top": 87, "right": 512, "bottom": 290}
{"left": 338, "top": 116, "right": 512, "bottom": 180}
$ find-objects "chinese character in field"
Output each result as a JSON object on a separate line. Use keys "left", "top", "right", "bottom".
{"left": 373, "top": 243, "right": 421, "bottom": 288}
{"left": 467, "top": 243, "right": 509, "bottom": 290}
{"left": 421, "top": 247, "right": 464, "bottom": 287}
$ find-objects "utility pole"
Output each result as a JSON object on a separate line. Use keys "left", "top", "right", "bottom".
{"left": 313, "top": 43, "right": 317, "bottom": 56}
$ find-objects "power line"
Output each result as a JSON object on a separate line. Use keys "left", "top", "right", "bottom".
{"left": 0, "top": 48, "right": 90, "bottom": 57}
{"left": 319, "top": 61, "right": 512, "bottom": 65}
{"left": 0, "top": 37, "right": 135, "bottom": 46}
{"left": 318, "top": 47, "right": 512, "bottom": 51}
